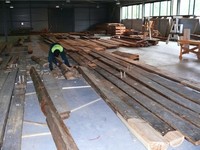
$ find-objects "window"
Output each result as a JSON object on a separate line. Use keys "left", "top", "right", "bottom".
{"left": 127, "top": 6, "right": 132, "bottom": 19}
{"left": 154, "top": 2, "right": 160, "bottom": 16}
{"left": 121, "top": 6, "right": 127, "bottom": 19}
{"left": 145, "top": 3, "right": 150, "bottom": 17}
{"left": 167, "top": 1, "right": 171, "bottom": 16}
{"left": 172, "top": 0, "right": 178, "bottom": 15}
{"left": 138, "top": 4, "right": 142, "bottom": 18}
{"left": 160, "top": 1, "right": 168, "bottom": 16}
{"left": 180, "top": 0, "right": 190, "bottom": 15}
{"left": 189, "top": 0, "right": 194, "bottom": 15}
{"left": 194, "top": 0, "right": 200, "bottom": 15}
{"left": 132, "top": 5, "right": 137, "bottom": 18}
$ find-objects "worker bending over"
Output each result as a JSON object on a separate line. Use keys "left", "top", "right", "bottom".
{"left": 48, "top": 43, "right": 70, "bottom": 71}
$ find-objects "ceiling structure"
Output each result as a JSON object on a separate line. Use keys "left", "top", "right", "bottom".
{"left": 0, "top": 0, "right": 163, "bottom": 8}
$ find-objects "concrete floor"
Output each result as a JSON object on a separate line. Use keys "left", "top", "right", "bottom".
{"left": 1, "top": 36, "right": 199, "bottom": 150}
{"left": 116, "top": 41, "right": 200, "bottom": 83}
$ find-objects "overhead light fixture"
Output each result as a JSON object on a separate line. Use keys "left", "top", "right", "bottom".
{"left": 66, "top": 0, "right": 70, "bottom": 3}
{"left": 96, "top": 4, "right": 99, "bottom": 9}
{"left": 10, "top": 5, "right": 14, "bottom": 8}
{"left": 5, "top": 0, "right": 11, "bottom": 3}
{"left": 56, "top": 5, "right": 60, "bottom": 8}
{"left": 116, "top": 0, "right": 120, "bottom": 5}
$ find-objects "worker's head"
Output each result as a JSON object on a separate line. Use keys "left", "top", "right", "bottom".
{"left": 54, "top": 49, "right": 60, "bottom": 57}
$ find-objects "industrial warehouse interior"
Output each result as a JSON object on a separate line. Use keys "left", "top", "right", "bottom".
{"left": 0, "top": 0, "right": 200, "bottom": 150}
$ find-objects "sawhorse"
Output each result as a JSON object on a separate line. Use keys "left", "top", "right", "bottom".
{"left": 178, "top": 39, "right": 200, "bottom": 60}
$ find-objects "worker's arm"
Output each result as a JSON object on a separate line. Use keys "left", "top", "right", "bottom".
{"left": 60, "top": 51, "right": 70, "bottom": 67}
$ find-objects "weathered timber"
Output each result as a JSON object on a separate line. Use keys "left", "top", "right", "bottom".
{"left": 99, "top": 39, "right": 122, "bottom": 46}
{"left": 2, "top": 76, "right": 26, "bottom": 150}
{"left": 30, "top": 67, "right": 78, "bottom": 150}
{"left": 43, "top": 74, "right": 69, "bottom": 114}
{"left": 76, "top": 39, "right": 106, "bottom": 51}
{"left": 164, "top": 131, "right": 184, "bottom": 147}
{"left": 31, "top": 55, "right": 48, "bottom": 68}
{"left": 91, "top": 51, "right": 200, "bottom": 113}
{"left": 79, "top": 66, "right": 169, "bottom": 150}
{"left": 96, "top": 51, "right": 200, "bottom": 105}
{"left": 111, "top": 38, "right": 138, "bottom": 47}
{"left": 112, "top": 51, "right": 139, "bottom": 60}
{"left": 70, "top": 52, "right": 175, "bottom": 134}
{"left": 74, "top": 51, "right": 200, "bottom": 145}
{"left": 59, "top": 40, "right": 80, "bottom": 51}
{"left": 0, "top": 69, "right": 18, "bottom": 148}
{"left": 55, "top": 57, "right": 78, "bottom": 80}
{"left": 90, "top": 39, "right": 119, "bottom": 49}
{"left": 110, "top": 39, "right": 130, "bottom": 47}
{"left": 108, "top": 51, "right": 200, "bottom": 91}
{"left": 94, "top": 66, "right": 200, "bottom": 145}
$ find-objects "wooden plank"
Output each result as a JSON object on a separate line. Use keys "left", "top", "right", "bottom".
{"left": 76, "top": 39, "right": 106, "bottom": 51}
{"left": 108, "top": 51, "right": 200, "bottom": 91}
{"left": 99, "top": 39, "right": 121, "bottom": 46}
{"left": 112, "top": 51, "right": 139, "bottom": 60}
{"left": 0, "top": 69, "right": 18, "bottom": 147}
{"left": 164, "top": 131, "right": 184, "bottom": 147}
{"left": 79, "top": 66, "right": 169, "bottom": 150}
{"left": 111, "top": 38, "right": 137, "bottom": 47}
{"left": 90, "top": 40, "right": 119, "bottom": 49}
{"left": 75, "top": 51, "right": 200, "bottom": 144}
{"left": 93, "top": 66, "right": 200, "bottom": 145}
{"left": 91, "top": 51, "right": 200, "bottom": 114}
{"left": 30, "top": 67, "right": 78, "bottom": 150}
{"left": 94, "top": 51, "right": 200, "bottom": 105}
{"left": 2, "top": 76, "right": 26, "bottom": 150}
{"left": 118, "top": 115, "right": 169, "bottom": 150}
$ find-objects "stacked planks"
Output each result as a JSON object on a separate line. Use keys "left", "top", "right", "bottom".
{"left": 107, "top": 23, "right": 126, "bottom": 35}
{"left": 43, "top": 36, "right": 200, "bottom": 150}
{"left": 67, "top": 50, "right": 200, "bottom": 149}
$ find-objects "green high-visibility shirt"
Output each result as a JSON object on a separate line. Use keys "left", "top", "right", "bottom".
{"left": 51, "top": 44, "right": 63, "bottom": 53}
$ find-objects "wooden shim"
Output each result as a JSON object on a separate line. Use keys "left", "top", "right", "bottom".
{"left": 30, "top": 67, "right": 78, "bottom": 150}
{"left": 0, "top": 69, "right": 18, "bottom": 147}
{"left": 164, "top": 131, "right": 184, "bottom": 147}
{"left": 112, "top": 51, "right": 139, "bottom": 60}
{"left": 2, "top": 80, "right": 26, "bottom": 150}
{"left": 78, "top": 66, "right": 169, "bottom": 150}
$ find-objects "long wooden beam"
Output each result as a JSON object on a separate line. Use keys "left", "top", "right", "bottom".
{"left": 79, "top": 66, "right": 169, "bottom": 150}
{"left": 30, "top": 67, "right": 78, "bottom": 150}
{"left": 0, "top": 69, "right": 18, "bottom": 148}
{"left": 77, "top": 51, "right": 200, "bottom": 145}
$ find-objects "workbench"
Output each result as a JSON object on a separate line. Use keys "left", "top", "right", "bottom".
{"left": 178, "top": 39, "right": 200, "bottom": 60}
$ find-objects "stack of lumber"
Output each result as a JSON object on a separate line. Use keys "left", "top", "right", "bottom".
{"left": 43, "top": 37, "right": 200, "bottom": 150}
{"left": 67, "top": 50, "right": 200, "bottom": 150}
{"left": 107, "top": 23, "right": 126, "bottom": 35}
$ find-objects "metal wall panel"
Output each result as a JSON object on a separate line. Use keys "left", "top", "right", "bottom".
{"left": 74, "top": 7, "right": 109, "bottom": 32}
{"left": 48, "top": 8, "right": 74, "bottom": 32}
{"left": 31, "top": 8, "right": 48, "bottom": 32}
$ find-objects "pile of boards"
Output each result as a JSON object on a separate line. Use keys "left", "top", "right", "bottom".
{"left": 42, "top": 33, "right": 158, "bottom": 56}
{"left": 43, "top": 35, "right": 200, "bottom": 150}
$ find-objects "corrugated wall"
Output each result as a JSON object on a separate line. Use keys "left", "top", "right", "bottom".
{"left": 74, "top": 7, "right": 109, "bottom": 32}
